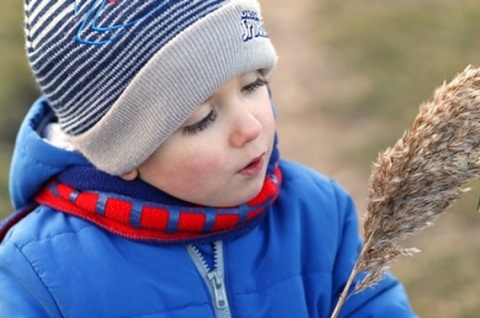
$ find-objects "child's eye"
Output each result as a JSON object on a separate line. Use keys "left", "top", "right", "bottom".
{"left": 183, "top": 110, "right": 217, "bottom": 136}
{"left": 242, "top": 77, "right": 268, "bottom": 93}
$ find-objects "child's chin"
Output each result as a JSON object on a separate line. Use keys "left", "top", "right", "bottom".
{"left": 237, "top": 183, "right": 265, "bottom": 204}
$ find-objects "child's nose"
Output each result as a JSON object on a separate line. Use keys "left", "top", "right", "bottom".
{"left": 229, "top": 103, "right": 262, "bottom": 148}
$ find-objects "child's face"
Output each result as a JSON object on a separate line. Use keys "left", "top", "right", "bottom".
{"left": 134, "top": 71, "right": 275, "bottom": 207}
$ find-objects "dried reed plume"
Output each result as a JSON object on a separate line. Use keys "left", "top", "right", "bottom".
{"left": 331, "top": 65, "right": 480, "bottom": 318}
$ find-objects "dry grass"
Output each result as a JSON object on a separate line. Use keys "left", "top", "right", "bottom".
{"left": 331, "top": 66, "right": 480, "bottom": 317}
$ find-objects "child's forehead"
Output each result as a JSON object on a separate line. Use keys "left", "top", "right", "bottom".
{"left": 205, "top": 70, "right": 264, "bottom": 98}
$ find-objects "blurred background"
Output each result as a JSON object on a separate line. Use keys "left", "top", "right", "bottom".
{"left": 1, "top": 0, "right": 480, "bottom": 316}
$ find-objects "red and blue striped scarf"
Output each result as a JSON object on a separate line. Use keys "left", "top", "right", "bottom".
{"left": 35, "top": 148, "right": 281, "bottom": 244}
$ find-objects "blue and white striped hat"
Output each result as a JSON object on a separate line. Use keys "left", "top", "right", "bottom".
{"left": 25, "top": 0, "right": 277, "bottom": 175}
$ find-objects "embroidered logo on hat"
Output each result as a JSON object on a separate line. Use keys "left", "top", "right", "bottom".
{"left": 74, "top": 0, "right": 160, "bottom": 45}
{"left": 241, "top": 10, "right": 268, "bottom": 42}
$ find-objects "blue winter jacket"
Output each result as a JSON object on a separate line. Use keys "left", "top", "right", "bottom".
{"left": 0, "top": 98, "right": 417, "bottom": 317}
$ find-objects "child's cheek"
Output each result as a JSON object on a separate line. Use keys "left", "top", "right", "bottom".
{"left": 160, "top": 151, "right": 226, "bottom": 205}
{"left": 179, "top": 151, "right": 225, "bottom": 180}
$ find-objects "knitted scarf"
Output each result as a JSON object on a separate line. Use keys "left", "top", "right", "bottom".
{"left": 34, "top": 147, "right": 282, "bottom": 244}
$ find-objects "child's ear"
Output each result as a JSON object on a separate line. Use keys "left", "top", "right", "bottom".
{"left": 120, "top": 169, "right": 139, "bottom": 181}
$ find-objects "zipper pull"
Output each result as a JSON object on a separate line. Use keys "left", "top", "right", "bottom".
{"left": 207, "top": 271, "right": 228, "bottom": 309}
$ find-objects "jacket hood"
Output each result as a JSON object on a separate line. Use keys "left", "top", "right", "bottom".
{"left": 9, "top": 98, "right": 89, "bottom": 210}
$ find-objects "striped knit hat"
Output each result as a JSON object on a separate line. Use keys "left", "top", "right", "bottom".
{"left": 25, "top": 0, "right": 277, "bottom": 175}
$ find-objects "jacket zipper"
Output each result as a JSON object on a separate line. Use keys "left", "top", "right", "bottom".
{"left": 186, "top": 241, "right": 232, "bottom": 318}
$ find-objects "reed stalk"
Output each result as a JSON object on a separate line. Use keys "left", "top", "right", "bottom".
{"left": 331, "top": 66, "right": 480, "bottom": 318}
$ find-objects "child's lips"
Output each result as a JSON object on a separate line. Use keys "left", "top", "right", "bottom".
{"left": 239, "top": 154, "right": 265, "bottom": 177}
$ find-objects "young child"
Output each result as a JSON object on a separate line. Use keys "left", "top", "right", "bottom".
{"left": 0, "top": 0, "right": 417, "bottom": 316}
